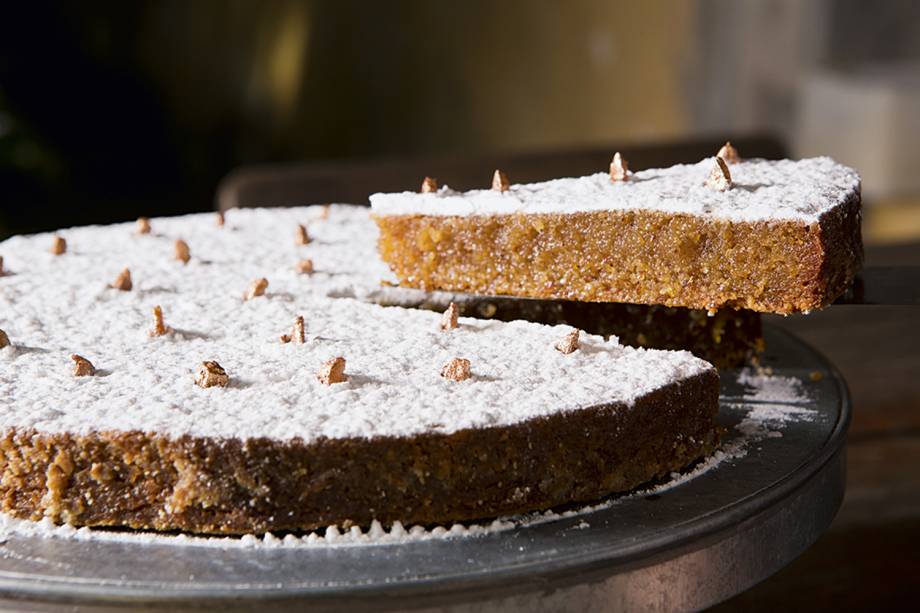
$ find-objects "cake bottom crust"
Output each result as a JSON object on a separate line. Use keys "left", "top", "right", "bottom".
{"left": 0, "top": 372, "right": 719, "bottom": 535}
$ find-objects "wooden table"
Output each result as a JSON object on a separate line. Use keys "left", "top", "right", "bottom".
{"left": 218, "top": 137, "right": 919, "bottom": 610}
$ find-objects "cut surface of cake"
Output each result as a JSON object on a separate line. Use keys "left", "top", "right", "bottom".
{"left": 0, "top": 209, "right": 719, "bottom": 534}
{"left": 370, "top": 157, "right": 863, "bottom": 314}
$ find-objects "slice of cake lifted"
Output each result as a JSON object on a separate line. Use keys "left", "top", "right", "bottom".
{"left": 370, "top": 154, "right": 863, "bottom": 314}
{"left": 0, "top": 212, "right": 718, "bottom": 534}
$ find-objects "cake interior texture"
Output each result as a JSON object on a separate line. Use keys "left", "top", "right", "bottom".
{"left": 371, "top": 157, "right": 863, "bottom": 314}
{"left": 0, "top": 207, "right": 719, "bottom": 533}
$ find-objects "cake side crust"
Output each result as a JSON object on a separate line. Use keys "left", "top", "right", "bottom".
{"left": 374, "top": 204, "right": 863, "bottom": 314}
{"left": 0, "top": 371, "right": 719, "bottom": 534}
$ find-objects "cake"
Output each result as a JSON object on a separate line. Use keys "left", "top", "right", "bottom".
{"left": 370, "top": 155, "right": 863, "bottom": 314}
{"left": 0, "top": 208, "right": 719, "bottom": 534}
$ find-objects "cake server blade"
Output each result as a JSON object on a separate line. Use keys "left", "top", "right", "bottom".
{"left": 834, "top": 266, "right": 920, "bottom": 306}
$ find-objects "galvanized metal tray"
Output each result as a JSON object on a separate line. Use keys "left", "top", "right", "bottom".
{"left": 0, "top": 325, "right": 849, "bottom": 612}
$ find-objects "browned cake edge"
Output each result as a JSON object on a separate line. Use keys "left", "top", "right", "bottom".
{"left": 373, "top": 193, "right": 862, "bottom": 314}
{"left": 0, "top": 370, "right": 719, "bottom": 535}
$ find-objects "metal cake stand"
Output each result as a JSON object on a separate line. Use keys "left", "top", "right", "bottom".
{"left": 0, "top": 325, "right": 849, "bottom": 612}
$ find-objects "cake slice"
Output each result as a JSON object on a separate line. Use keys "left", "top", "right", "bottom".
{"left": 0, "top": 211, "right": 719, "bottom": 534}
{"left": 370, "top": 156, "right": 863, "bottom": 314}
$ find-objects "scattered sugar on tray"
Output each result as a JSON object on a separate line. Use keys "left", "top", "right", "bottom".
{"left": 736, "top": 367, "right": 810, "bottom": 403}
{"left": 733, "top": 367, "right": 818, "bottom": 439}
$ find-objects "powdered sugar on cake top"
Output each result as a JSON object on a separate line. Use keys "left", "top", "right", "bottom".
{"left": 369, "top": 157, "right": 860, "bottom": 223}
{"left": 0, "top": 206, "right": 711, "bottom": 442}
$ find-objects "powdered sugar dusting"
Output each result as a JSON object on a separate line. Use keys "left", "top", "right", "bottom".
{"left": 369, "top": 157, "right": 860, "bottom": 223}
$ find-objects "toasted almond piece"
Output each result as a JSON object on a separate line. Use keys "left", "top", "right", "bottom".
{"left": 292, "top": 315, "right": 306, "bottom": 344}
{"left": 175, "top": 239, "right": 191, "bottom": 264}
{"left": 51, "top": 236, "right": 66, "bottom": 256}
{"left": 71, "top": 354, "right": 96, "bottom": 377}
{"left": 609, "top": 152, "right": 629, "bottom": 182}
{"left": 319, "top": 204, "right": 330, "bottom": 220}
{"left": 243, "top": 278, "right": 269, "bottom": 301}
{"left": 216, "top": 211, "right": 225, "bottom": 227}
{"left": 110, "top": 268, "right": 133, "bottom": 291}
{"left": 149, "top": 305, "right": 170, "bottom": 337}
{"left": 440, "top": 302, "right": 459, "bottom": 331}
{"left": 296, "top": 259, "right": 314, "bottom": 275}
{"left": 281, "top": 316, "right": 306, "bottom": 344}
{"left": 196, "top": 360, "right": 229, "bottom": 388}
{"left": 717, "top": 141, "right": 740, "bottom": 164}
{"left": 295, "top": 224, "right": 311, "bottom": 245}
{"left": 492, "top": 169, "right": 510, "bottom": 192}
{"left": 706, "top": 156, "right": 733, "bottom": 191}
{"left": 0, "top": 255, "right": 5, "bottom": 276}
{"left": 136, "top": 217, "right": 151, "bottom": 235}
{"left": 440, "top": 357, "right": 471, "bottom": 381}
{"left": 0, "top": 329, "right": 9, "bottom": 349}
{"left": 555, "top": 329, "right": 580, "bottom": 354}
{"left": 420, "top": 177, "right": 438, "bottom": 193}
{"left": 317, "top": 356, "right": 347, "bottom": 385}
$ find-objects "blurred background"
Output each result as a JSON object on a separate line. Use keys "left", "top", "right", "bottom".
{"left": 2, "top": 0, "right": 920, "bottom": 239}
{"left": 1, "top": 1, "right": 919, "bottom": 610}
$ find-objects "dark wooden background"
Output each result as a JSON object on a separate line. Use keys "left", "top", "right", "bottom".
{"left": 219, "top": 136, "right": 920, "bottom": 610}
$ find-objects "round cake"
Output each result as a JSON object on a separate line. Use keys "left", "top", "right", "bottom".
{"left": 0, "top": 206, "right": 718, "bottom": 534}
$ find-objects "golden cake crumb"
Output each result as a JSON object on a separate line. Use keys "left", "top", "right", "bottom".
{"left": 110, "top": 268, "right": 133, "bottom": 291}
{"left": 136, "top": 217, "right": 151, "bottom": 235}
{"left": 809, "top": 370, "right": 824, "bottom": 382}
{"left": 175, "top": 239, "right": 191, "bottom": 264}
{"left": 555, "top": 329, "right": 580, "bottom": 354}
{"left": 420, "top": 177, "right": 438, "bottom": 193}
{"left": 243, "top": 278, "right": 269, "bottom": 301}
{"left": 706, "top": 156, "right": 732, "bottom": 191}
{"left": 717, "top": 141, "right": 740, "bottom": 165}
{"left": 440, "top": 302, "right": 459, "bottom": 331}
{"left": 610, "top": 152, "right": 628, "bottom": 182}
{"left": 440, "top": 357, "right": 471, "bottom": 381}
{"left": 216, "top": 211, "right": 225, "bottom": 227}
{"left": 317, "top": 356, "right": 347, "bottom": 385}
{"left": 149, "top": 305, "right": 169, "bottom": 337}
{"left": 51, "top": 236, "right": 67, "bottom": 255}
{"left": 295, "top": 224, "right": 311, "bottom": 245}
{"left": 71, "top": 354, "right": 96, "bottom": 377}
{"left": 280, "top": 315, "right": 306, "bottom": 344}
{"left": 0, "top": 329, "right": 9, "bottom": 349}
{"left": 296, "top": 259, "right": 314, "bottom": 275}
{"left": 196, "top": 361, "right": 229, "bottom": 388}
{"left": 492, "top": 170, "right": 510, "bottom": 192}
